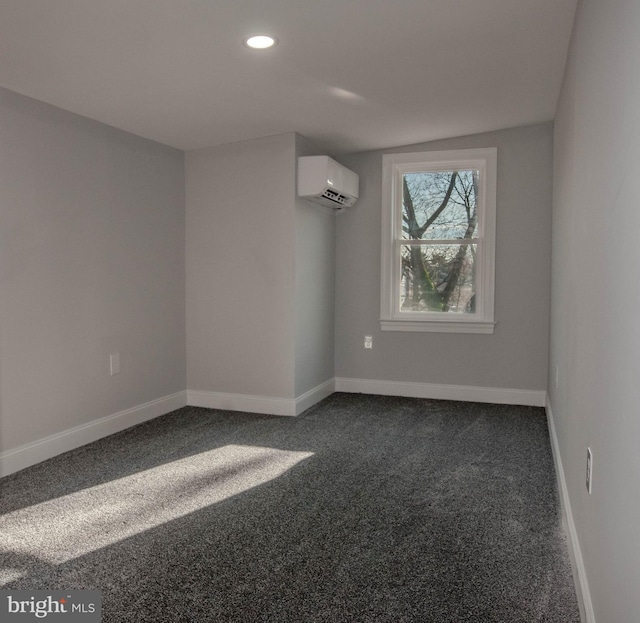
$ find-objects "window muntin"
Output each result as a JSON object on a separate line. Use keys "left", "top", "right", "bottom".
{"left": 381, "top": 148, "right": 496, "bottom": 333}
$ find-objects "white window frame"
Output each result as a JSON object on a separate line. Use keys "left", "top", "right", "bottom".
{"left": 381, "top": 147, "right": 497, "bottom": 334}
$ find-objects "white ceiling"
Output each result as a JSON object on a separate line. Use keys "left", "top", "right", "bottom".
{"left": 0, "top": 0, "right": 578, "bottom": 154}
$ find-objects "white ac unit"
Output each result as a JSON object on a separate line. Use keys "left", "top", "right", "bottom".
{"left": 297, "top": 156, "right": 359, "bottom": 210}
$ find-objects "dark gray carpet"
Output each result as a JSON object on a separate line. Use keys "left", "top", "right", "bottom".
{"left": 0, "top": 393, "right": 580, "bottom": 622}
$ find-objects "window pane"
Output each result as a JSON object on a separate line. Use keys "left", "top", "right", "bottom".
{"left": 402, "top": 170, "right": 478, "bottom": 240}
{"left": 400, "top": 244, "right": 476, "bottom": 313}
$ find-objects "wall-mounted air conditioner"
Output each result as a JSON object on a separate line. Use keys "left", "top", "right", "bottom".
{"left": 298, "top": 156, "right": 359, "bottom": 210}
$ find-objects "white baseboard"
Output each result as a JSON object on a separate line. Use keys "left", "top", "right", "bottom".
{"left": 187, "top": 389, "right": 297, "bottom": 416}
{"left": 187, "top": 379, "right": 336, "bottom": 417}
{"left": 2, "top": 379, "right": 544, "bottom": 478}
{"left": 335, "top": 377, "right": 546, "bottom": 407}
{"left": 0, "top": 391, "right": 188, "bottom": 478}
{"left": 295, "top": 379, "right": 335, "bottom": 415}
{"left": 546, "top": 397, "right": 596, "bottom": 623}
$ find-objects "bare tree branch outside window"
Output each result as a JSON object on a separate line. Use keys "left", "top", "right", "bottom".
{"left": 400, "top": 169, "right": 478, "bottom": 313}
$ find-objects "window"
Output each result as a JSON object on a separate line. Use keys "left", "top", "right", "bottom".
{"left": 381, "top": 147, "right": 497, "bottom": 333}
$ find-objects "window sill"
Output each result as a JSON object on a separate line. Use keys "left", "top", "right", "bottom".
{"left": 380, "top": 319, "right": 496, "bottom": 334}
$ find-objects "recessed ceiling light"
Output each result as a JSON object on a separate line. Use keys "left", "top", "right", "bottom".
{"left": 245, "top": 35, "right": 277, "bottom": 50}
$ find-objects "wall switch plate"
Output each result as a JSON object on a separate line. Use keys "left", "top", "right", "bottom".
{"left": 586, "top": 447, "right": 593, "bottom": 495}
{"left": 110, "top": 352, "right": 120, "bottom": 376}
{"left": 364, "top": 335, "right": 373, "bottom": 349}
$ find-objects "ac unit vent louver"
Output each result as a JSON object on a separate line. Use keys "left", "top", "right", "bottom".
{"left": 322, "top": 188, "right": 351, "bottom": 206}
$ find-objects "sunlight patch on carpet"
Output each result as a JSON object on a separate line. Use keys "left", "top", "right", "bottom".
{"left": 0, "top": 444, "right": 313, "bottom": 580}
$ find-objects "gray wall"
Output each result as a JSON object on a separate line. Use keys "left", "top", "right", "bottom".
{"left": 186, "top": 133, "right": 297, "bottom": 399}
{"left": 550, "top": 0, "right": 640, "bottom": 620}
{"left": 336, "top": 123, "right": 553, "bottom": 390}
{"left": 294, "top": 135, "right": 336, "bottom": 397}
{"left": 186, "top": 132, "right": 336, "bottom": 403}
{"left": 0, "top": 87, "right": 186, "bottom": 453}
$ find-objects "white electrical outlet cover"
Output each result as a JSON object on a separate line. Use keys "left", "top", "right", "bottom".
{"left": 110, "top": 353, "right": 121, "bottom": 376}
